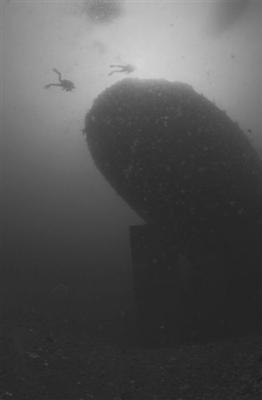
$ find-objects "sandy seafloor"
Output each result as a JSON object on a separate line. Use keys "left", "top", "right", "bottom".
{"left": 0, "top": 311, "right": 261, "bottom": 400}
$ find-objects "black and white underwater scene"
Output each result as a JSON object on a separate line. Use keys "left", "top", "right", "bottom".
{"left": 1, "top": 0, "right": 262, "bottom": 399}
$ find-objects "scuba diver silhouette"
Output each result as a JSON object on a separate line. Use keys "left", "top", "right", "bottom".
{"left": 44, "top": 69, "right": 75, "bottom": 92}
{"left": 108, "top": 64, "right": 135, "bottom": 76}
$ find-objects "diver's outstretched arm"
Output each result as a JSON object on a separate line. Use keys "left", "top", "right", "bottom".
{"left": 44, "top": 83, "right": 62, "bottom": 89}
{"left": 110, "top": 64, "right": 124, "bottom": 68}
{"left": 52, "top": 68, "right": 62, "bottom": 82}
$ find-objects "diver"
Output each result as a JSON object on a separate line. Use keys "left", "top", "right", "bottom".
{"left": 108, "top": 63, "right": 135, "bottom": 76}
{"left": 44, "top": 68, "right": 75, "bottom": 92}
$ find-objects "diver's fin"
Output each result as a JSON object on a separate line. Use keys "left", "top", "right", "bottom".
{"left": 44, "top": 83, "right": 62, "bottom": 89}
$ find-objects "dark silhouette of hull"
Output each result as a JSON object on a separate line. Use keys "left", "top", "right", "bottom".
{"left": 84, "top": 78, "right": 262, "bottom": 344}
